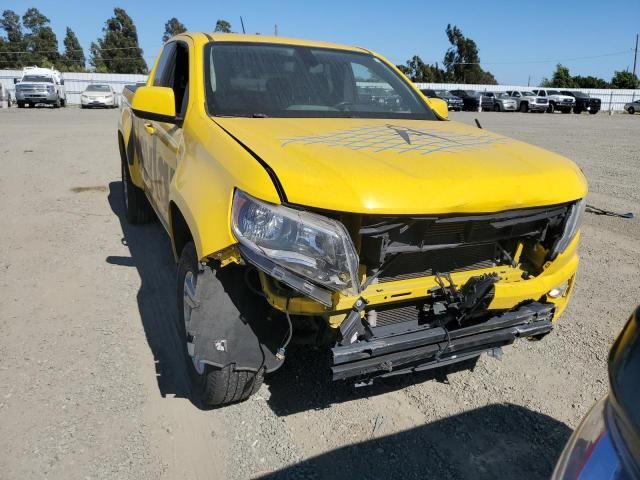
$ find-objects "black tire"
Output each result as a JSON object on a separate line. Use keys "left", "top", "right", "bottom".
{"left": 628, "top": 107, "right": 635, "bottom": 114}
{"left": 547, "top": 103, "right": 555, "bottom": 113}
{"left": 17, "top": 101, "right": 25, "bottom": 108}
{"left": 60, "top": 98, "right": 66, "bottom": 107}
{"left": 493, "top": 104, "right": 501, "bottom": 112}
{"left": 588, "top": 110, "right": 598, "bottom": 115}
{"left": 81, "top": 105, "right": 86, "bottom": 109}
{"left": 573, "top": 107, "right": 582, "bottom": 114}
{"left": 121, "top": 158, "right": 155, "bottom": 224}
{"left": 177, "top": 242, "right": 264, "bottom": 407}
{"left": 519, "top": 102, "right": 528, "bottom": 113}
{"left": 561, "top": 108, "right": 571, "bottom": 114}
{"left": 52, "top": 97, "right": 60, "bottom": 108}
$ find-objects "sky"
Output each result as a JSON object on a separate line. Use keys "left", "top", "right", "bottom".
{"left": 2, "top": 0, "right": 639, "bottom": 85}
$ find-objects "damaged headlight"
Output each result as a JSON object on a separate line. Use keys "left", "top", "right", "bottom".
{"left": 550, "top": 198, "right": 586, "bottom": 258}
{"left": 231, "top": 190, "right": 360, "bottom": 295}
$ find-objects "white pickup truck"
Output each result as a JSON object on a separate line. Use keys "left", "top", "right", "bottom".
{"left": 14, "top": 66, "right": 67, "bottom": 108}
{"left": 532, "top": 88, "right": 575, "bottom": 114}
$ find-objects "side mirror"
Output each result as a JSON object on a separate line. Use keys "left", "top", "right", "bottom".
{"left": 131, "top": 86, "right": 176, "bottom": 123}
{"left": 13, "top": 78, "right": 18, "bottom": 84}
{"left": 425, "top": 97, "right": 449, "bottom": 120}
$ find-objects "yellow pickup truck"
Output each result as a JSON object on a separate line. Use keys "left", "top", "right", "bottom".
{"left": 118, "top": 33, "right": 587, "bottom": 406}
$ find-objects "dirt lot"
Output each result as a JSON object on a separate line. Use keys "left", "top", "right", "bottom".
{"left": 1, "top": 107, "right": 639, "bottom": 480}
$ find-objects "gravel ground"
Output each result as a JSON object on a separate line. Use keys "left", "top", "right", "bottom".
{"left": 0, "top": 107, "right": 638, "bottom": 480}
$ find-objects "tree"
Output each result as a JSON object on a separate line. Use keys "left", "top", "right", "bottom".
{"left": 0, "top": 9, "right": 25, "bottom": 68}
{"left": 61, "top": 27, "right": 85, "bottom": 71}
{"left": 443, "top": 24, "right": 496, "bottom": 84}
{"left": 22, "top": 7, "right": 59, "bottom": 67}
{"left": 572, "top": 75, "right": 610, "bottom": 89}
{"left": 214, "top": 19, "right": 232, "bottom": 33}
{"left": 162, "top": 17, "right": 186, "bottom": 42}
{"left": 610, "top": 70, "right": 639, "bottom": 89}
{"left": 91, "top": 8, "right": 147, "bottom": 73}
{"left": 541, "top": 64, "right": 575, "bottom": 88}
{"left": 397, "top": 55, "right": 445, "bottom": 83}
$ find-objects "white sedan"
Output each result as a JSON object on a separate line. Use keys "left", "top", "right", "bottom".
{"left": 80, "top": 84, "right": 117, "bottom": 109}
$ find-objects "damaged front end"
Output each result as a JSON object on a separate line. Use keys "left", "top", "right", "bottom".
{"left": 220, "top": 189, "right": 582, "bottom": 381}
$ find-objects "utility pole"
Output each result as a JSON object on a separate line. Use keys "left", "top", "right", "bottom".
{"left": 274, "top": 24, "right": 278, "bottom": 36}
{"left": 633, "top": 33, "right": 639, "bottom": 78}
{"left": 527, "top": 75, "right": 531, "bottom": 87}
{"left": 240, "top": 16, "right": 246, "bottom": 34}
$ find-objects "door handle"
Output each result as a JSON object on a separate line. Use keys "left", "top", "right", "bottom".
{"left": 143, "top": 122, "right": 156, "bottom": 135}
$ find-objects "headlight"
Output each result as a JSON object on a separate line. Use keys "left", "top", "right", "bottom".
{"left": 550, "top": 199, "right": 585, "bottom": 258}
{"left": 47, "top": 85, "right": 54, "bottom": 92}
{"left": 232, "top": 190, "right": 360, "bottom": 295}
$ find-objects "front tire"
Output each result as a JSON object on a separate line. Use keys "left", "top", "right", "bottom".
{"left": 547, "top": 102, "right": 555, "bottom": 113}
{"left": 493, "top": 104, "right": 501, "bottom": 112}
{"left": 121, "top": 159, "right": 155, "bottom": 224}
{"left": 17, "top": 101, "right": 25, "bottom": 108}
{"left": 177, "top": 242, "right": 264, "bottom": 407}
{"left": 628, "top": 107, "right": 635, "bottom": 114}
{"left": 588, "top": 110, "right": 598, "bottom": 115}
{"left": 519, "top": 102, "right": 528, "bottom": 113}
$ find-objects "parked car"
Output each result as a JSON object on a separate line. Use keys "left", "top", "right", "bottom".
{"left": 81, "top": 84, "right": 118, "bottom": 109}
{"left": 532, "top": 88, "right": 575, "bottom": 113}
{"left": 552, "top": 306, "right": 640, "bottom": 479}
{"left": 477, "top": 91, "right": 497, "bottom": 111}
{"left": 449, "top": 89, "right": 482, "bottom": 111}
{"left": 482, "top": 92, "right": 518, "bottom": 112}
{"left": 420, "top": 89, "right": 463, "bottom": 111}
{"left": 561, "top": 90, "right": 601, "bottom": 115}
{"left": 505, "top": 90, "right": 549, "bottom": 112}
{"left": 119, "top": 33, "right": 587, "bottom": 407}
{"left": 624, "top": 99, "right": 640, "bottom": 114}
{"left": 14, "top": 66, "right": 66, "bottom": 108}
{"left": 0, "top": 83, "right": 12, "bottom": 107}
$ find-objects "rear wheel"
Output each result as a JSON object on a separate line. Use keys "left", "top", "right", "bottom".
{"left": 121, "top": 158, "right": 155, "bottom": 224}
{"left": 493, "top": 104, "right": 501, "bottom": 112}
{"left": 177, "top": 242, "right": 264, "bottom": 407}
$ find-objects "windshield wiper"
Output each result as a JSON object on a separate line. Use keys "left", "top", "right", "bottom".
{"left": 252, "top": 113, "right": 268, "bottom": 118}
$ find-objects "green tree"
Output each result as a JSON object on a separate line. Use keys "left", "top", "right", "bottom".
{"left": 162, "top": 17, "right": 186, "bottom": 42}
{"left": 397, "top": 55, "right": 445, "bottom": 83}
{"left": 572, "top": 75, "right": 610, "bottom": 89}
{"left": 610, "top": 70, "right": 639, "bottom": 89}
{"left": 0, "top": 9, "right": 25, "bottom": 68}
{"left": 541, "top": 64, "right": 575, "bottom": 88}
{"left": 91, "top": 8, "right": 147, "bottom": 74}
{"left": 443, "top": 24, "right": 497, "bottom": 84}
{"left": 214, "top": 19, "right": 232, "bottom": 33}
{"left": 61, "top": 27, "right": 85, "bottom": 71}
{"left": 22, "top": 7, "right": 60, "bottom": 68}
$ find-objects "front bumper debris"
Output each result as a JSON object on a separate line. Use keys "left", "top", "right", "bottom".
{"left": 331, "top": 302, "right": 554, "bottom": 381}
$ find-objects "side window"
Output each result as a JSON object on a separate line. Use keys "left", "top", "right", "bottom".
{"left": 153, "top": 43, "right": 177, "bottom": 86}
{"left": 153, "top": 42, "right": 190, "bottom": 119}
{"left": 538, "top": 90, "right": 546, "bottom": 97}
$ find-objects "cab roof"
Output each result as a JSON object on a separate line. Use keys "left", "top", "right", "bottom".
{"left": 200, "top": 32, "right": 369, "bottom": 54}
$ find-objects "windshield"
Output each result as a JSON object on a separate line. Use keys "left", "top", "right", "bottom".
{"left": 435, "top": 90, "right": 452, "bottom": 97}
{"left": 204, "top": 43, "right": 436, "bottom": 119}
{"left": 522, "top": 91, "right": 535, "bottom": 97}
{"left": 548, "top": 90, "right": 560, "bottom": 95}
{"left": 22, "top": 75, "right": 53, "bottom": 83}
{"left": 86, "top": 85, "right": 111, "bottom": 92}
{"left": 496, "top": 93, "right": 510, "bottom": 99}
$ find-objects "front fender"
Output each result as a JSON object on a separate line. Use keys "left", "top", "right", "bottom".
{"left": 169, "top": 116, "right": 282, "bottom": 261}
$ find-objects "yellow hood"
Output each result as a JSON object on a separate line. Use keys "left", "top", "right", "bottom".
{"left": 213, "top": 117, "right": 587, "bottom": 214}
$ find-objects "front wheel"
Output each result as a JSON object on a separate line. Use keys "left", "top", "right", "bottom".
{"left": 121, "top": 159, "right": 155, "bottom": 224}
{"left": 17, "top": 101, "right": 25, "bottom": 108}
{"left": 519, "top": 103, "right": 528, "bottom": 113}
{"left": 628, "top": 107, "right": 635, "bottom": 114}
{"left": 60, "top": 98, "right": 66, "bottom": 107}
{"left": 588, "top": 110, "right": 598, "bottom": 115}
{"left": 177, "top": 242, "right": 264, "bottom": 407}
{"left": 493, "top": 104, "right": 501, "bottom": 112}
{"left": 547, "top": 103, "right": 555, "bottom": 113}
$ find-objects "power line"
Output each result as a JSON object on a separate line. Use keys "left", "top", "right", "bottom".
{"left": 450, "top": 49, "right": 634, "bottom": 66}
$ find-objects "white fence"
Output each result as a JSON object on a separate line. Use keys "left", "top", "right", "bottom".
{"left": 415, "top": 82, "right": 640, "bottom": 112}
{"left": 0, "top": 70, "right": 147, "bottom": 106}
{"left": 2, "top": 69, "right": 639, "bottom": 111}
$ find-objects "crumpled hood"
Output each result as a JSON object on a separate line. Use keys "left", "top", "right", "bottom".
{"left": 213, "top": 117, "right": 587, "bottom": 214}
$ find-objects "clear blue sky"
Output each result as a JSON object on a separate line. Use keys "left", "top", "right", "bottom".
{"left": 3, "top": 0, "right": 639, "bottom": 85}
